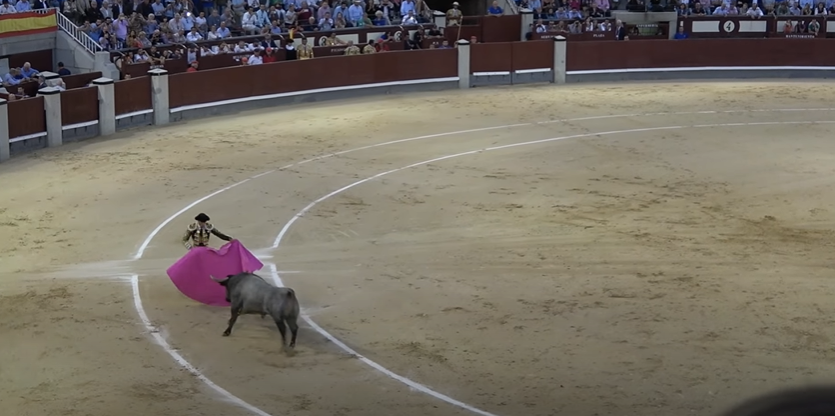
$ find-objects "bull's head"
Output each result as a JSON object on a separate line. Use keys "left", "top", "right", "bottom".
{"left": 210, "top": 275, "right": 234, "bottom": 303}
{"left": 209, "top": 275, "right": 230, "bottom": 286}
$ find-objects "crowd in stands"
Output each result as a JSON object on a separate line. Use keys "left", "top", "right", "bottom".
{"left": 674, "top": 0, "right": 835, "bottom": 17}
{"left": 523, "top": 0, "right": 613, "bottom": 19}
{"left": 0, "top": 0, "right": 434, "bottom": 50}
{"left": 0, "top": 0, "right": 56, "bottom": 14}
{"left": 624, "top": 0, "right": 835, "bottom": 14}
{"left": 1, "top": 62, "right": 69, "bottom": 101}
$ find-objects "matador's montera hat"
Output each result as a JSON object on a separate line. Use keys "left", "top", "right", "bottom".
{"left": 195, "top": 213, "right": 210, "bottom": 222}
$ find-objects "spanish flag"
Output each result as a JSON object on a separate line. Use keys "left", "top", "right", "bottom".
{"left": 0, "top": 10, "right": 58, "bottom": 39}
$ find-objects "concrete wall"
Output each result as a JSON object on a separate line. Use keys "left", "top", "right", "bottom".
{"left": 55, "top": 31, "right": 95, "bottom": 75}
{"left": 0, "top": 32, "right": 56, "bottom": 57}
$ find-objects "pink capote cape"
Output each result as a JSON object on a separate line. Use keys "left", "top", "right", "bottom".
{"left": 166, "top": 240, "right": 263, "bottom": 306}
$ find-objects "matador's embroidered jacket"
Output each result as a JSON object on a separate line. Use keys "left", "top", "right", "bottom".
{"left": 182, "top": 222, "right": 232, "bottom": 249}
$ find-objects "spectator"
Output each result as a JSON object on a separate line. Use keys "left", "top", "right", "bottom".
{"left": 615, "top": 19, "right": 626, "bottom": 40}
{"left": 217, "top": 21, "right": 231, "bottom": 38}
{"left": 446, "top": 2, "right": 462, "bottom": 26}
{"left": 206, "top": 9, "right": 221, "bottom": 30}
{"left": 20, "top": 62, "right": 38, "bottom": 79}
{"left": 334, "top": 11, "right": 347, "bottom": 28}
{"left": 809, "top": 18, "right": 821, "bottom": 34}
{"left": 347, "top": 0, "right": 363, "bottom": 24}
{"left": 488, "top": 0, "right": 503, "bottom": 15}
{"left": 206, "top": 24, "right": 220, "bottom": 40}
{"left": 200, "top": 45, "right": 215, "bottom": 56}
{"left": 151, "top": 0, "right": 165, "bottom": 16}
{"left": 268, "top": 5, "right": 285, "bottom": 23}
{"left": 401, "top": 0, "right": 416, "bottom": 18}
{"left": 284, "top": 4, "right": 297, "bottom": 26}
{"left": 317, "top": 1, "right": 331, "bottom": 20}
{"left": 195, "top": 11, "right": 208, "bottom": 33}
{"left": 297, "top": 1, "right": 313, "bottom": 24}
{"left": 86, "top": 1, "right": 104, "bottom": 23}
{"left": 187, "top": 26, "right": 203, "bottom": 41}
{"left": 263, "top": 47, "right": 277, "bottom": 63}
{"left": 169, "top": 13, "right": 185, "bottom": 33}
{"left": 358, "top": 11, "right": 372, "bottom": 26}
{"left": 260, "top": 33, "right": 278, "bottom": 48}
{"left": 2, "top": 69, "right": 22, "bottom": 87}
{"left": 319, "top": 12, "right": 334, "bottom": 30}
{"left": 15, "top": 0, "right": 30, "bottom": 12}
{"left": 0, "top": 0, "right": 16, "bottom": 14}
{"left": 372, "top": 10, "right": 387, "bottom": 25}
{"left": 144, "top": 14, "right": 159, "bottom": 34}
{"left": 674, "top": 26, "right": 688, "bottom": 39}
{"left": 333, "top": 0, "right": 348, "bottom": 19}
{"left": 402, "top": 10, "right": 418, "bottom": 24}
{"left": 247, "top": 49, "right": 263, "bottom": 65}
{"left": 56, "top": 62, "right": 71, "bottom": 76}
{"left": 747, "top": 4, "right": 764, "bottom": 16}
{"left": 255, "top": 5, "right": 269, "bottom": 29}
{"left": 186, "top": 60, "right": 198, "bottom": 72}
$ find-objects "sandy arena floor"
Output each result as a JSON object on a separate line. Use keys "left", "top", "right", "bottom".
{"left": 3, "top": 82, "right": 835, "bottom": 416}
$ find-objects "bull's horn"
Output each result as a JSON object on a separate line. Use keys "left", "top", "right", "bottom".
{"left": 210, "top": 275, "right": 223, "bottom": 282}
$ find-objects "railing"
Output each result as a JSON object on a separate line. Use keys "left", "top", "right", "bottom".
{"left": 38, "top": 7, "right": 102, "bottom": 53}
{"left": 502, "top": 0, "right": 520, "bottom": 14}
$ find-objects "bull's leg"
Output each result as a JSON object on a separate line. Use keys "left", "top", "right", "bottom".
{"left": 223, "top": 306, "right": 242, "bottom": 336}
{"left": 288, "top": 318, "right": 299, "bottom": 348}
{"left": 275, "top": 319, "right": 288, "bottom": 346}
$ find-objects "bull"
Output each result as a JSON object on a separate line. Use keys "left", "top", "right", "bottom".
{"left": 210, "top": 272, "right": 300, "bottom": 349}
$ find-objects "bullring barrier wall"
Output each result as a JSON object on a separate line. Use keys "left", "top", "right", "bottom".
{"left": 3, "top": 37, "right": 835, "bottom": 162}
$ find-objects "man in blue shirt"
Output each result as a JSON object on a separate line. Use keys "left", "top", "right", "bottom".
{"left": 673, "top": 27, "right": 688, "bottom": 39}
{"left": 488, "top": 0, "right": 503, "bottom": 14}
{"left": 2, "top": 69, "right": 22, "bottom": 87}
{"left": 15, "top": 0, "right": 31, "bottom": 12}
{"left": 57, "top": 62, "right": 71, "bottom": 76}
{"left": 19, "top": 62, "right": 38, "bottom": 79}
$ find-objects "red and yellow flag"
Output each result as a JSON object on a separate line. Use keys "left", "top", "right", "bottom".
{"left": 0, "top": 10, "right": 57, "bottom": 39}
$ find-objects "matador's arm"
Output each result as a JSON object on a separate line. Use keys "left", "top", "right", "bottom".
{"left": 211, "top": 228, "right": 233, "bottom": 241}
{"left": 183, "top": 225, "right": 196, "bottom": 249}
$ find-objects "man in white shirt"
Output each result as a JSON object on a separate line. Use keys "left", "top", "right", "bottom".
{"left": 746, "top": 4, "right": 764, "bottom": 16}
{"left": 247, "top": 49, "right": 264, "bottom": 65}
{"left": 186, "top": 27, "right": 203, "bottom": 42}
{"left": 168, "top": 14, "right": 185, "bottom": 33}
{"left": 0, "top": 0, "right": 17, "bottom": 14}
{"left": 402, "top": 10, "right": 418, "bottom": 24}
{"left": 241, "top": 7, "right": 258, "bottom": 34}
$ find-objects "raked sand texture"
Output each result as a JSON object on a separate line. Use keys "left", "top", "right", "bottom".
{"left": 2, "top": 82, "right": 835, "bottom": 416}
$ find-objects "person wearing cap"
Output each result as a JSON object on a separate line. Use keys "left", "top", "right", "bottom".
{"left": 263, "top": 47, "right": 277, "bottom": 63}
{"left": 446, "top": 1, "right": 463, "bottom": 26}
{"left": 186, "top": 60, "right": 199, "bottom": 72}
{"left": 182, "top": 213, "right": 233, "bottom": 249}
